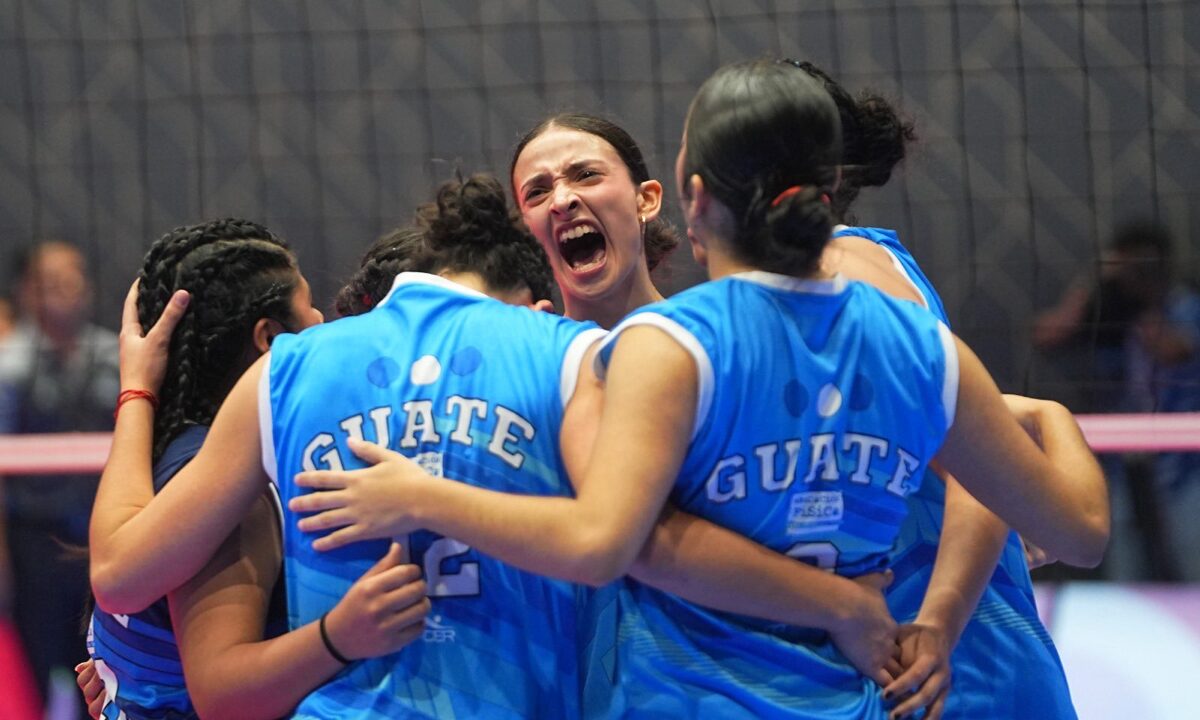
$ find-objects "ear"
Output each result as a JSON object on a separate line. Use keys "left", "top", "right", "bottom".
{"left": 636, "top": 179, "right": 663, "bottom": 223}
{"left": 682, "top": 173, "right": 712, "bottom": 227}
{"left": 529, "top": 299, "right": 557, "bottom": 314}
{"left": 252, "top": 317, "right": 286, "bottom": 353}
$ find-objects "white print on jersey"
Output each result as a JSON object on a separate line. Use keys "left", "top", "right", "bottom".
{"left": 301, "top": 398, "right": 538, "bottom": 473}
{"left": 705, "top": 431, "right": 923, "bottom": 505}
{"left": 423, "top": 615, "right": 457, "bottom": 644}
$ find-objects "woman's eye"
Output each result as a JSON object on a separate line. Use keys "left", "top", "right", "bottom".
{"left": 524, "top": 187, "right": 546, "bottom": 202}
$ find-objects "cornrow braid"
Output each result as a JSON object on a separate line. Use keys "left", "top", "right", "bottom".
{"left": 136, "top": 219, "right": 297, "bottom": 459}
{"left": 334, "top": 227, "right": 427, "bottom": 317}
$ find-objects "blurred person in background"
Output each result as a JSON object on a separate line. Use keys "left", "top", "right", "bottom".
{"left": 1035, "top": 220, "right": 1200, "bottom": 581}
{"left": 0, "top": 241, "right": 118, "bottom": 718}
{"left": 0, "top": 295, "right": 16, "bottom": 344}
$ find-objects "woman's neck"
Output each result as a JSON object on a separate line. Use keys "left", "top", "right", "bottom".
{"left": 703, "top": 243, "right": 837, "bottom": 283}
{"left": 562, "top": 268, "right": 663, "bottom": 329}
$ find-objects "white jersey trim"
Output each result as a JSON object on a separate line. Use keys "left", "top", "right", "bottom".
{"left": 378, "top": 271, "right": 490, "bottom": 308}
{"left": 560, "top": 328, "right": 609, "bottom": 409}
{"left": 878, "top": 246, "right": 931, "bottom": 310}
{"left": 731, "top": 270, "right": 848, "bottom": 295}
{"left": 832, "top": 225, "right": 930, "bottom": 310}
{"left": 937, "top": 322, "right": 960, "bottom": 431}
{"left": 258, "top": 361, "right": 278, "bottom": 483}
{"left": 595, "top": 313, "right": 714, "bottom": 441}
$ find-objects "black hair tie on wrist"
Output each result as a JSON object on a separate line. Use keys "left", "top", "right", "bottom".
{"left": 319, "top": 612, "right": 351, "bottom": 665}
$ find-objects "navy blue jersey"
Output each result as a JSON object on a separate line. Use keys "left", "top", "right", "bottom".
{"left": 88, "top": 426, "right": 205, "bottom": 720}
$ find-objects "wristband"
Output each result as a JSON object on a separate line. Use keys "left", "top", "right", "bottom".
{"left": 114, "top": 389, "right": 159, "bottom": 420}
{"left": 319, "top": 612, "right": 351, "bottom": 665}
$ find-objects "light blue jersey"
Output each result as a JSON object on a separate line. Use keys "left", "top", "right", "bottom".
{"left": 594, "top": 272, "right": 957, "bottom": 719}
{"left": 263, "top": 272, "right": 605, "bottom": 719}
{"left": 834, "top": 225, "right": 1076, "bottom": 719}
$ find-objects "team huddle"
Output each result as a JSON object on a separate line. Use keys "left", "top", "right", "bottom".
{"left": 81, "top": 59, "right": 1108, "bottom": 719}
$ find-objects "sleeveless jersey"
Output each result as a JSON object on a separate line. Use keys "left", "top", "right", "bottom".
{"left": 834, "top": 226, "right": 1076, "bottom": 719}
{"left": 88, "top": 427, "right": 288, "bottom": 720}
{"left": 594, "top": 272, "right": 957, "bottom": 719}
{"left": 263, "top": 272, "right": 605, "bottom": 719}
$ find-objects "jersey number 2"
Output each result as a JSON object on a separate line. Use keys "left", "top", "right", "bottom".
{"left": 404, "top": 537, "right": 480, "bottom": 597}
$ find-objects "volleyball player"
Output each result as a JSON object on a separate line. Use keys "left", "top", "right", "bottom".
{"left": 86, "top": 220, "right": 427, "bottom": 719}
{"left": 292, "top": 60, "right": 1108, "bottom": 718}
{"left": 792, "top": 60, "right": 1078, "bottom": 718}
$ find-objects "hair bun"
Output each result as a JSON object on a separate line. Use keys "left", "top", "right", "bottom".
{"left": 421, "top": 174, "right": 526, "bottom": 250}
{"left": 849, "top": 93, "right": 916, "bottom": 188}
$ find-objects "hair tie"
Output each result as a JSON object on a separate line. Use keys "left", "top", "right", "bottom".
{"left": 770, "top": 186, "right": 831, "bottom": 208}
{"left": 360, "top": 293, "right": 375, "bottom": 309}
{"left": 770, "top": 186, "right": 804, "bottom": 208}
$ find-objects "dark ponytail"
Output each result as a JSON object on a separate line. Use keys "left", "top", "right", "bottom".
{"left": 137, "top": 219, "right": 298, "bottom": 459}
{"left": 787, "top": 60, "right": 916, "bottom": 222}
{"left": 683, "top": 60, "right": 841, "bottom": 276}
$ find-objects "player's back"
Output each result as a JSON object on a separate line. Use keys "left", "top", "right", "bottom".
{"left": 835, "top": 225, "right": 1077, "bottom": 719}
{"left": 595, "top": 272, "right": 955, "bottom": 719}
{"left": 265, "top": 272, "right": 604, "bottom": 719}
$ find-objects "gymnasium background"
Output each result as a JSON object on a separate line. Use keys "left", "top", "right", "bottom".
{"left": 2, "top": 2, "right": 1198, "bottom": 718}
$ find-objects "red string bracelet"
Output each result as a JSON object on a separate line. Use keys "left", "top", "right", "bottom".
{"left": 114, "top": 389, "right": 159, "bottom": 420}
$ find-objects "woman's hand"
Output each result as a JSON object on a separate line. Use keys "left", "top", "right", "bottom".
{"left": 118, "top": 280, "right": 189, "bottom": 393}
{"left": 291, "top": 439, "right": 437, "bottom": 550}
{"left": 827, "top": 570, "right": 902, "bottom": 687}
{"left": 74, "top": 659, "right": 105, "bottom": 720}
{"left": 322, "top": 542, "right": 431, "bottom": 660}
{"left": 883, "top": 623, "right": 952, "bottom": 720}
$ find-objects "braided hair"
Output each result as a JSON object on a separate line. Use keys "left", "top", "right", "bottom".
{"left": 137, "top": 219, "right": 300, "bottom": 459}
{"left": 336, "top": 174, "right": 553, "bottom": 317}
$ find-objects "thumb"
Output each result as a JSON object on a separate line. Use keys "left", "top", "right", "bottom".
{"left": 364, "top": 542, "right": 405, "bottom": 577}
{"left": 347, "top": 437, "right": 393, "bottom": 465}
{"left": 148, "top": 289, "right": 190, "bottom": 342}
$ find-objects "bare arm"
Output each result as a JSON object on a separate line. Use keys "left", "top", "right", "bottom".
{"left": 170, "top": 495, "right": 428, "bottom": 720}
{"left": 914, "top": 469, "right": 1007, "bottom": 647}
{"left": 90, "top": 355, "right": 273, "bottom": 613}
{"left": 560, "top": 348, "right": 899, "bottom": 682}
{"left": 293, "top": 325, "right": 696, "bottom": 587}
{"left": 937, "top": 338, "right": 1109, "bottom": 567}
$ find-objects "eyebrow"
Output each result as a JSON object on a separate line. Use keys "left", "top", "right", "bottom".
{"left": 518, "top": 158, "right": 607, "bottom": 194}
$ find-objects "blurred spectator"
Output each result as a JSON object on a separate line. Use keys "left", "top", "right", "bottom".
{"left": 0, "top": 295, "right": 15, "bottom": 344}
{"left": 0, "top": 241, "right": 118, "bottom": 716}
{"left": 1034, "top": 220, "right": 1200, "bottom": 581}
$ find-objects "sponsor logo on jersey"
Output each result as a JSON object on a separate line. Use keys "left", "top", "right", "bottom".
{"left": 787, "top": 491, "right": 844, "bottom": 535}
{"left": 423, "top": 615, "right": 456, "bottom": 644}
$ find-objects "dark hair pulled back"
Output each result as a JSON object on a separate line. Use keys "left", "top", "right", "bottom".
{"left": 683, "top": 60, "right": 842, "bottom": 276}
{"left": 787, "top": 60, "right": 917, "bottom": 223}
{"left": 336, "top": 174, "right": 553, "bottom": 316}
{"left": 511, "top": 113, "right": 679, "bottom": 272}
{"left": 137, "top": 218, "right": 299, "bottom": 459}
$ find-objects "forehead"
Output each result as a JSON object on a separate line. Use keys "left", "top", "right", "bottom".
{"left": 513, "top": 126, "right": 624, "bottom": 180}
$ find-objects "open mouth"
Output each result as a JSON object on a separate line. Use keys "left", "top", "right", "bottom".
{"left": 558, "top": 224, "right": 607, "bottom": 272}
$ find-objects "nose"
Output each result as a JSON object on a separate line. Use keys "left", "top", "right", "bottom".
{"left": 550, "top": 182, "right": 579, "bottom": 215}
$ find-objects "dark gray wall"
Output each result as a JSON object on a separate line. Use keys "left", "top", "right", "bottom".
{"left": 1, "top": 0, "right": 1197, "bottom": 397}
